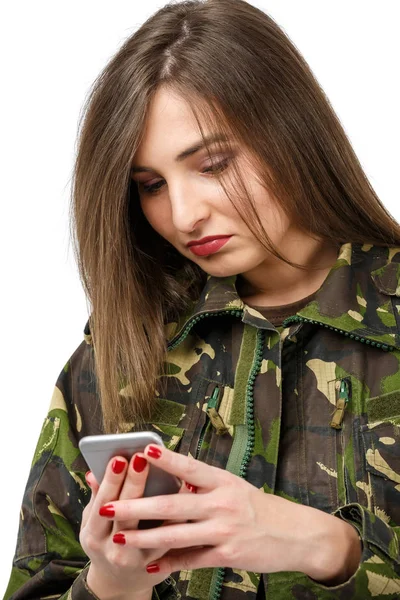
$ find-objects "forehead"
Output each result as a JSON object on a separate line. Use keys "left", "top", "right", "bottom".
{"left": 134, "top": 89, "right": 200, "bottom": 158}
{"left": 132, "top": 86, "right": 235, "bottom": 166}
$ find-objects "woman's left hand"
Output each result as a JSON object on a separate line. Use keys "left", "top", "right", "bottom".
{"left": 98, "top": 444, "right": 361, "bottom": 583}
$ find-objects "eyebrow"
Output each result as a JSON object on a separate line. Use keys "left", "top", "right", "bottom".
{"left": 131, "top": 133, "right": 229, "bottom": 174}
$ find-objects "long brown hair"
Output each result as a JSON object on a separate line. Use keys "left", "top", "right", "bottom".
{"left": 70, "top": 0, "right": 400, "bottom": 433}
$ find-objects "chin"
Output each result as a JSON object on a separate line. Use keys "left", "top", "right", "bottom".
{"left": 195, "top": 262, "right": 243, "bottom": 279}
{"left": 186, "top": 249, "right": 264, "bottom": 279}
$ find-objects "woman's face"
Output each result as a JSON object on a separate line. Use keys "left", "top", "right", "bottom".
{"left": 131, "top": 86, "right": 292, "bottom": 279}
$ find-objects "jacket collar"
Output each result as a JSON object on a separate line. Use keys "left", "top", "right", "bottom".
{"left": 166, "top": 242, "right": 400, "bottom": 351}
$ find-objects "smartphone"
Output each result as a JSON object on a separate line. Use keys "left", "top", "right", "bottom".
{"left": 79, "top": 431, "right": 181, "bottom": 528}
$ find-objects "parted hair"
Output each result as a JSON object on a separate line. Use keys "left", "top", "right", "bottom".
{"left": 70, "top": 0, "right": 400, "bottom": 433}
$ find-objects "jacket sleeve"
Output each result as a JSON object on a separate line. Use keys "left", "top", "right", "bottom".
{"left": 3, "top": 338, "right": 177, "bottom": 600}
{"left": 307, "top": 503, "right": 400, "bottom": 597}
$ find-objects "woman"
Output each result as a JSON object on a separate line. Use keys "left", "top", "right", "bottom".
{"left": 4, "top": 0, "right": 400, "bottom": 598}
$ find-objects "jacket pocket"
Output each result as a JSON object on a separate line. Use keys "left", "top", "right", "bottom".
{"left": 359, "top": 390, "right": 400, "bottom": 525}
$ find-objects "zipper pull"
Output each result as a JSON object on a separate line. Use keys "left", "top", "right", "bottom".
{"left": 206, "top": 386, "right": 228, "bottom": 435}
{"left": 330, "top": 379, "right": 349, "bottom": 429}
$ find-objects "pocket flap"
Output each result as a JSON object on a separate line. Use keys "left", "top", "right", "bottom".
{"left": 150, "top": 398, "right": 186, "bottom": 426}
{"left": 366, "top": 390, "right": 400, "bottom": 422}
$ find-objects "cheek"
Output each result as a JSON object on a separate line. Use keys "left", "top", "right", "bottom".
{"left": 253, "top": 191, "right": 289, "bottom": 234}
{"left": 141, "top": 198, "right": 171, "bottom": 238}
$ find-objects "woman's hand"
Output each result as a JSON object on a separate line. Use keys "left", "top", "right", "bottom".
{"left": 97, "top": 445, "right": 361, "bottom": 584}
{"left": 80, "top": 451, "right": 193, "bottom": 600}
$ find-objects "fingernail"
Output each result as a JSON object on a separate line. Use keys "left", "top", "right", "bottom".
{"left": 99, "top": 504, "right": 115, "bottom": 517}
{"left": 112, "top": 458, "right": 126, "bottom": 474}
{"left": 113, "top": 533, "right": 126, "bottom": 545}
{"left": 147, "top": 445, "right": 162, "bottom": 459}
{"left": 146, "top": 563, "right": 160, "bottom": 573}
{"left": 133, "top": 455, "right": 147, "bottom": 473}
{"left": 185, "top": 482, "right": 198, "bottom": 493}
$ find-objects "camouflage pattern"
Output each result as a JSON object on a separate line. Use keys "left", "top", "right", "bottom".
{"left": 4, "top": 242, "right": 400, "bottom": 599}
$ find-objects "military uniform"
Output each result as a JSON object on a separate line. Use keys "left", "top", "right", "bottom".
{"left": 4, "top": 242, "right": 400, "bottom": 599}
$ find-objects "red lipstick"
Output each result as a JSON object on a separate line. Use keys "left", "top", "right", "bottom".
{"left": 187, "top": 235, "right": 232, "bottom": 257}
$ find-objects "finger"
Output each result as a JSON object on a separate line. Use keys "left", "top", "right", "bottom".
{"left": 147, "top": 546, "right": 220, "bottom": 575}
{"left": 119, "top": 453, "right": 149, "bottom": 502}
{"left": 167, "top": 480, "right": 195, "bottom": 526}
{"left": 183, "top": 481, "right": 198, "bottom": 494}
{"left": 85, "top": 470, "right": 99, "bottom": 494}
{"left": 114, "top": 521, "right": 212, "bottom": 549}
{"left": 86, "top": 455, "right": 129, "bottom": 539}
{"left": 180, "top": 480, "right": 194, "bottom": 494}
{"left": 117, "top": 453, "right": 185, "bottom": 531}
{"left": 113, "top": 452, "right": 150, "bottom": 532}
{"left": 143, "top": 444, "right": 230, "bottom": 490}
{"left": 98, "top": 490, "right": 206, "bottom": 523}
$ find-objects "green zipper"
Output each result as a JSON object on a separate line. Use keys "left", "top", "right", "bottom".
{"left": 195, "top": 418, "right": 209, "bottom": 460}
{"left": 169, "top": 311, "right": 395, "bottom": 353}
{"left": 282, "top": 315, "right": 395, "bottom": 351}
{"left": 167, "top": 309, "right": 244, "bottom": 351}
{"left": 239, "top": 329, "right": 265, "bottom": 477}
{"left": 210, "top": 329, "right": 266, "bottom": 600}
{"left": 340, "top": 379, "right": 351, "bottom": 504}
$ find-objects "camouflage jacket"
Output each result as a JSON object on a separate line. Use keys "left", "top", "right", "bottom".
{"left": 4, "top": 242, "right": 400, "bottom": 600}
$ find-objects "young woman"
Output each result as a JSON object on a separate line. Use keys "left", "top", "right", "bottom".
{"left": 4, "top": 0, "right": 400, "bottom": 599}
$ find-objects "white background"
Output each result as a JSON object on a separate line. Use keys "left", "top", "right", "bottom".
{"left": 1, "top": 0, "right": 399, "bottom": 592}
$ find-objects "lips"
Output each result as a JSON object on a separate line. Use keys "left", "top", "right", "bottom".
{"left": 187, "top": 235, "right": 232, "bottom": 257}
{"left": 187, "top": 235, "right": 232, "bottom": 247}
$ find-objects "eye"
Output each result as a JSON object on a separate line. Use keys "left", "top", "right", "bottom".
{"left": 202, "top": 158, "right": 231, "bottom": 175}
{"left": 139, "top": 158, "right": 231, "bottom": 196}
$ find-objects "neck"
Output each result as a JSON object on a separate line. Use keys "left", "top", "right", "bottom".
{"left": 236, "top": 236, "right": 340, "bottom": 307}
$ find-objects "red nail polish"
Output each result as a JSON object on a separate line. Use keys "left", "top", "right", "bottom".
{"left": 147, "top": 445, "right": 162, "bottom": 459}
{"left": 112, "top": 458, "right": 126, "bottom": 474}
{"left": 113, "top": 533, "right": 126, "bottom": 545}
{"left": 185, "top": 482, "right": 198, "bottom": 493}
{"left": 146, "top": 563, "right": 160, "bottom": 573}
{"left": 99, "top": 504, "right": 115, "bottom": 517}
{"left": 133, "top": 455, "right": 147, "bottom": 473}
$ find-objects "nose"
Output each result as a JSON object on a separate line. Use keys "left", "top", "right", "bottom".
{"left": 169, "top": 182, "right": 211, "bottom": 233}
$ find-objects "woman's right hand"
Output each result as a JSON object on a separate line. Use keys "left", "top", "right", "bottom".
{"left": 80, "top": 452, "right": 190, "bottom": 600}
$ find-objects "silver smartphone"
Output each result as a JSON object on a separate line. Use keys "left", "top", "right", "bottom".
{"left": 79, "top": 431, "right": 181, "bottom": 528}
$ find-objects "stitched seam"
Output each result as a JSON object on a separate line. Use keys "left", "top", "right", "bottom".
{"left": 201, "top": 377, "right": 227, "bottom": 386}
{"left": 223, "top": 580, "right": 258, "bottom": 592}
{"left": 299, "top": 335, "right": 310, "bottom": 504}
{"left": 295, "top": 340, "right": 303, "bottom": 504}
